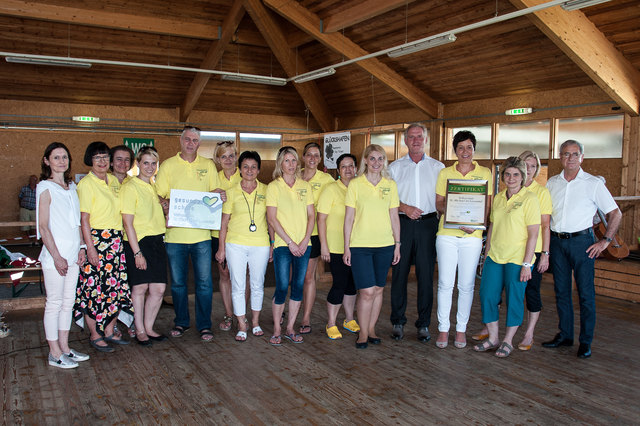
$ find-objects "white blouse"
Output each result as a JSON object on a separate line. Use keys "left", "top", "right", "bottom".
{"left": 36, "top": 180, "right": 82, "bottom": 269}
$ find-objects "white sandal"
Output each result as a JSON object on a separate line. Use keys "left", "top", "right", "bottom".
{"left": 235, "top": 331, "right": 247, "bottom": 342}
{"left": 252, "top": 326, "right": 264, "bottom": 336}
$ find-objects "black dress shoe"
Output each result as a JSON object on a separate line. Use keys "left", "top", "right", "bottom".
{"left": 542, "top": 333, "right": 573, "bottom": 348}
{"left": 577, "top": 343, "right": 591, "bottom": 359}
{"left": 367, "top": 337, "right": 381, "bottom": 345}
{"left": 148, "top": 334, "right": 168, "bottom": 342}
{"left": 417, "top": 327, "right": 431, "bottom": 342}
{"left": 355, "top": 341, "right": 368, "bottom": 349}
{"left": 135, "top": 336, "right": 153, "bottom": 347}
{"left": 391, "top": 324, "right": 404, "bottom": 340}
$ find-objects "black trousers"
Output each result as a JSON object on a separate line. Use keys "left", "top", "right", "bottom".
{"left": 390, "top": 214, "right": 438, "bottom": 328}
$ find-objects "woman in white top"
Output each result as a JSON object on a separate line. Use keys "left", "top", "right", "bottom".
{"left": 37, "top": 142, "right": 89, "bottom": 369}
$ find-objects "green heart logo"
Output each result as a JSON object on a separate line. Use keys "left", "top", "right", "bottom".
{"left": 202, "top": 195, "right": 219, "bottom": 206}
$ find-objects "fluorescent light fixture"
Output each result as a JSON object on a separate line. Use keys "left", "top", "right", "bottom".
{"left": 505, "top": 107, "right": 533, "bottom": 116}
{"left": 72, "top": 116, "right": 100, "bottom": 123}
{"left": 201, "top": 131, "right": 236, "bottom": 138}
{"left": 5, "top": 56, "right": 91, "bottom": 68}
{"left": 293, "top": 68, "right": 336, "bottom": 84}
{"left": 387, "top": 33, "right": 457, "bottom": 58}
{"left": 221, "top": 74, "right": 287, "bottom": 86}
{"left": 561, "top": 0, "right": 611, "bottom": 11}
{"left": 239, "top": 133, "right": 281, "bottom": 140}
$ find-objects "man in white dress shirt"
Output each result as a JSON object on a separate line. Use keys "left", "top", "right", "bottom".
{"left": 543, "top": 140, "right": 621, "bottom": 359}
{"left": 388, "top": 123, "right": 444, "bottom": 341}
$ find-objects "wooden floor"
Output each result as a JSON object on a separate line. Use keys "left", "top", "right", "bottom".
{"left": 1, "top": 273, "right": 639, "bottom": 425}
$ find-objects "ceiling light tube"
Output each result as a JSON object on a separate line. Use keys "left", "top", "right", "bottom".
{"left": 221, "top": 74, "right": 287, "bottom": 86}
{"left": 561, "top": 0, "right": 612, "bottom": 11}
{"left": 5, "top": 56, "right": 91, "bottom": 68}
{"left": 292, "top": 68, "right": 336, "bottom": 84}
{"left": 387, "top": 33, "right": 457, "bottom": 58}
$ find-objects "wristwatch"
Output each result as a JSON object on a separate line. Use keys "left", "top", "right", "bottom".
{"left": 604, "top": 237, "right": 613, "bottom": 243}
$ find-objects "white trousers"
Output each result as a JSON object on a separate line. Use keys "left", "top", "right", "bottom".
{"left": 43, "top": 265, "right": 79, "bottom": 341}
{"left": 436, "top": 235, "right": 483, "bottom": 333}
{"left": 225, "top": 243, "right": 270, "bottom": 317}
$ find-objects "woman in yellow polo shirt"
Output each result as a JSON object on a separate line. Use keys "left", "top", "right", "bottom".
{"left": 74, "top": 141, "right": 133, "bottom": 353}
{"left": 121, "top": 146, "right": 167, "bottom": 346}
{"left": 516, "top": 150, "right": 552, "bottom": 351}
{"left": 434, "top": 130, "right": 492, "bottom": 349}
{"left": 318, "top": 153, "right": 360, "bottom": 340}
{"left": 216, "top": 151, "right": 273, "bottom": 342}
{"left": 266, "top": 146, "right": 314, "bottom": 346}
{"left": 343, "top": 144, "right": 401, "bottom": 349}
{"left": 473, "top": 156, "right": 540, "bottom": 358}
{"left": 299, "top": 142, "right": 335, "bottom": 335}
{"left": 213, "top": 140, "right": 241, "bottom": 333}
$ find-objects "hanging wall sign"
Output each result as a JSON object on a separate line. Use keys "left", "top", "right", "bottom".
{"left": 123, "top": 138, "right": 154, "bottom": 154}
{"left": 323, "top": 132, "right": 350, "bottom": 169}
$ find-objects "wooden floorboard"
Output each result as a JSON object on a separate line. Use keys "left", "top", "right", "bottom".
{"left": 1, "top": 273, "right": 639, "bottom": 425}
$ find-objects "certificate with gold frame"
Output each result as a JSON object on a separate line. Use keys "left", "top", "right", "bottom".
{"left": 443, "top": 179, "right": 488, "bottom": 230}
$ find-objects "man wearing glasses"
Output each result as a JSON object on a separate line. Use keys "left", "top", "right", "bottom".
{"left": 155, "top": 126, "right": 226, "bottom": 341}
{"left": 543, "top": 140, "right": 621, "bottom": 359}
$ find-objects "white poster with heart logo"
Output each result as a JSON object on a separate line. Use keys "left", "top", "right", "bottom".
{"left": 167, "top": 189, "right": 223, "bottom": 230}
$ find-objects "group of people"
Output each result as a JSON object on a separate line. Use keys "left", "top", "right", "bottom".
{"left": 35, "top": 122, "right": 621, "bottom": 369}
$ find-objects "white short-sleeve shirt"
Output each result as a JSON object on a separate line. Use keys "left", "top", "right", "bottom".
{"left": 546, "top": 168, "right": 618, "bottom": 233}
{"left": 389, "top": 153, "right": 444, "bottom": 215}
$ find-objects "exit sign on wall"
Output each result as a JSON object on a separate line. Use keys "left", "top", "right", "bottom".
{"left": 123, "top": 138, "right": 154, "bottom": 154}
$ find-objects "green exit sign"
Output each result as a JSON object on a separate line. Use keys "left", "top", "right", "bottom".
{"left": 72, "top": 116, "right": 100, "bottom": 122}
{"left": 505, "top": 108, "right": 533, "bottom": 116}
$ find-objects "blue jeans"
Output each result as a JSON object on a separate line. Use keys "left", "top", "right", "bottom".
{"left": 166, "top": 240, "right": 213, "bottom": 331}
{"left": 272, "top": 246, "right": 311, "bottom": 305}
{"left": 550, "top": 231, "right": 596, "bottom": 344}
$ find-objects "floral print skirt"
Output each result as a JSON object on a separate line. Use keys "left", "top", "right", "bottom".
{"left": 73, "top": 229, "right": 133, "bottom": 335}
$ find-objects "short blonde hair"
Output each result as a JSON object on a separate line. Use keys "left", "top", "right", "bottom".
{"left": 518, "top": 150, "right": 541, "bottom": 178}
{"left": 273, "top": 146, "right": 300, "bottom": 179}
{"left": 213, "top": 141, "right": 237, "bottom": 165}
{"left": 358, "top": 144, "right": 389, "bottom": 178}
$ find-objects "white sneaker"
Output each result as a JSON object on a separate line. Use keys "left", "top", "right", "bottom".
{"left": 48, "top": 353, "right": 78, "bottom": 369}
{"left": 65, "top": 349, "right": 90, "bottom": 362}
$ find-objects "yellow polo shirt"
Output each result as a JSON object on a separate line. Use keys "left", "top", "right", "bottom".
{"left": 212, "top": 168, "right": 241, "bottom": 238}
{"left": 154, "top": 153, "right": 220, "bottom": 244}
{"left": 303, "top": 169, "right": 335, "bottom": 236}
{"left": 77, "top": 172, "right": 122, "bottom": 230}
{"left": 487, "top": 187, "right": 540, "bottom": 265}
{"left": 222, "top": 181, "right": 269, "bottom": 247}
{"left": 120, "top": 177, "right": 166, "bottom": 241}
{"left": 345, "top": 175, "right": 399, "bottom": 248}
{"left": 316, "top": 180, "right": 348, "bottom": 254}
{"left": 266, "top": 177, "right": 314, "bottom": 249}
{"left": 436, "top": 161, "right": 493, "bottom": 239}
{"left": 526, "top": 180, "right": 553, "bottom": 253}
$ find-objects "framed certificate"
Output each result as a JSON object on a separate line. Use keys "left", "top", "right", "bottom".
{"left": 167, "top": 189, "right": 223, "bottom": 230}
{"left": 443, "top": 179, "right": 488, "bottom": 230}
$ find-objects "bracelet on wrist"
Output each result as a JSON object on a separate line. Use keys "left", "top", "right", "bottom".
{"left": 134, "top": 251, "right": 143, "bottom": 257}
{"left": 541, "top": 251, "right": 550, "bottom": 256}
{"left": 80, "top": 244, "right": 87, "bottom": 249}
{"left": 522, "top": 262, "right": 533, "bottom": 268}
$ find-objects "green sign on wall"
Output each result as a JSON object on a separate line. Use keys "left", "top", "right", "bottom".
{"left": 123, "top": 138, "right": 154, "bottom": 154}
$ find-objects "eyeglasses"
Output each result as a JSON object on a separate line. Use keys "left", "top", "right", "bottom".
{"left": 92, "top": 154, "right": 110, "bottom": 162}
{"left": 183, "top": 125, "right": 201, "bottom": 132}
{"left": 560, "top": 152, "right": 581, "bottom": 159}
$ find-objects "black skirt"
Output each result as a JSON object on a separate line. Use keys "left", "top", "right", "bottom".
{"left": 123, "top": 234, "right": 168, "bottom": 286}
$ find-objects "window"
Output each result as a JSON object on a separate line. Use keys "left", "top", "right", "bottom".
{"left": 199, "top": 131, "right": 236, "bottom": 159}
{"left": 239, "top": 133, "right": 282, "bottom": 161}
{"left": 555, "top": 115, "right": 623, "bottom": 158}
{"left": 496, "top": 120, "right": 550, "bottom": 159}
{"left": 371, "top": 133, "right": 396, "bottom": 161}
{"left": 447, "top": 125, "right": 491, "bottom": 160}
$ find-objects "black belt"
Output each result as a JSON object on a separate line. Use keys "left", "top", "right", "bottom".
{"left": 551, "top": 229, "right": 591, "bottom": 239}
{"left": 401, "top": 212, "right": 437, "bottom": 220}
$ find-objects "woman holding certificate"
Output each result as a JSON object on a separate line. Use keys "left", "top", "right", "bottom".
{"left": 121, "top": 146, "right": 168, "bottom": 346}
{"left": 216, "top": 151, "right": 272, "bottom": 342}
{"left": 473, "top": 156, "right": 540, "bottom": 358}
{"left": 343, "top": 144, "right": 401, "bottom": 349}
{"left": 434, "top": 131, "right": 492, "bottom": 349}
{"left": 317, "top": 153, "right": 360, "bottom": 340}
{"left": 213, "top": 141, "right": 241, "bottom": 333}
{"left": 266, "top": 147, "right": 314, "bottom": 345}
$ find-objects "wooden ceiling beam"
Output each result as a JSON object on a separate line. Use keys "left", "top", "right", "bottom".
{"left": 322, "top": 0, "right": 418, "bottom": 33}
{"left": 509, "top": 0, "right": 640, "bottom": 116}
{"left": 264, "top": 0, "right": 439, "bottom": 118}
{"left": 0, "top": 0, "right": 220, "bottom": 40}
{"left": 179, "top": 1, "right": 245, "bottom": 122}
{"left": 243, "top": 0, "right": 334, "bottom": 132}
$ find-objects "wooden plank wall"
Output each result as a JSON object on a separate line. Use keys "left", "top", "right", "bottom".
{"left": 595, "top": 259, "right": 640, "bottom": 303}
